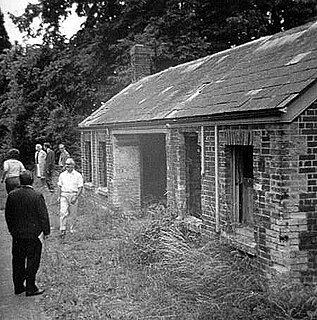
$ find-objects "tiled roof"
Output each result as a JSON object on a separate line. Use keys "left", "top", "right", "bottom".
{"left": 79, "top": 20, "right": 317, "bottom": 128}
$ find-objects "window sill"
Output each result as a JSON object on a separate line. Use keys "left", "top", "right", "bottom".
{"left": 221, "top": 226, "right": 257, "bottom": 256}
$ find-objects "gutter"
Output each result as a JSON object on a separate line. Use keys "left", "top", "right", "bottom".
{"left": 78, "top": 108, "right": 284, "bottom": 131}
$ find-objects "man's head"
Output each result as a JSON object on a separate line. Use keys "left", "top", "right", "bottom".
{"left": 59, "top": 144, "right": 65, "bottom": 151}
{"left": 20, "top": 170, "right": 34, "bottom": 186}
{"left": 65, "top": 158, "right": 75, "bottom": 172}
{"left": 7, "top": 148, "right": 20, "bottom": 160}
{"left": 35, "top": 144, "right": 42, "bottom": 151}
{"left": 43, "top": 142, "right": 51, "bottom": 150}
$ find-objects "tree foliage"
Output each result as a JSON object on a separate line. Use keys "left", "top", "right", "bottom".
{"left": 0, "top": 9, "right": 11, "bottom": 54}
{"left": 0, "top": 0, "right": 317, "bottom": 164}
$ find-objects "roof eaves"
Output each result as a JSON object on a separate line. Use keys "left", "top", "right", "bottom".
{"left": 280, "top": 80, "right": 317, "bottom": 122}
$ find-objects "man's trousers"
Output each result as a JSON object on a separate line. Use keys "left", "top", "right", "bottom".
{"left": 60, "top": 192, "right": 78, "bottom": 232}
{"left": 12, "top": 238, "right": 42, "bottom": 293}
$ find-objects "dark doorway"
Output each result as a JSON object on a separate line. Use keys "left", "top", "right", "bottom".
{"left": 185, "top": 133, "right": 202, "bottom": 218}
{"left": 140, "top": 134, "right": 167, "bottom": 203}
{"left": 231, "top": 146, "right": 254, "bottom": 225}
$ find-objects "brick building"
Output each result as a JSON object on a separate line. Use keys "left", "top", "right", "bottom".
{"left": 79, "top": 21, "right": 317, "bottom": 282}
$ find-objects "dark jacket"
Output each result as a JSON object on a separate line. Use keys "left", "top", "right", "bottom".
{"left": 5, "top": 186, "right": 50, "bottom": 239}
{"left": 45, "top": 149, "right": 55, "bottom": 173}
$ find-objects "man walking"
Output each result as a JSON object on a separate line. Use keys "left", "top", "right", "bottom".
{"left": 5, "top": 170, "right": 50, "bottom": 296}
{"left": 58, "top": 143, "right": 70, "bottom": 171}
{"left": 34, "top": 144, "right": 46, "bottom": 186}
{"left": 57, "top": 158, "right": 83, "bottom": 236}
{"left": 43, "top": 142, "right": 55, "bottom": 192}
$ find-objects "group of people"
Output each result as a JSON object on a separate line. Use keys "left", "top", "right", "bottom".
{"left": 1, "top": 143, "right": 84, "bottom": 297}
{"left": 35, "top": 143, "right": 70, "bottom": 192}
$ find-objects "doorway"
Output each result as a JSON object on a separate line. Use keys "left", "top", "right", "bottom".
{"left": 185, "top": 133, "right": 202, "bottom": 218}
{"left": 231, "top": 146, "right": 254, "bottom": 225}
{"left": 140, "top": 134, "right": 167, "bottom": 204}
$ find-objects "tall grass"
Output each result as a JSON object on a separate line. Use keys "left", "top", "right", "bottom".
{"left": 37, "top": 196, "right": 317, "bottom": 320}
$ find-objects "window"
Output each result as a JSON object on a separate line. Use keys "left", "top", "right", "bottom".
{"left": 84, "top": 141, "right": 92, "bottom": 183}
{"left": 231, "top": 146, "right": 254, "bottom": 226}
{"left": 98, "top": 142, "right": 107, "bottom": 187}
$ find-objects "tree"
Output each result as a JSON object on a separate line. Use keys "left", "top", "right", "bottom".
{"left": 0, "top": 8, "right": 11, "bottom": 160}
{"left": 0, "top": 9, "right": 11, "bottom": 54}
{"left": 0, "top": 42, "right": 96, "bottom": 164}
{"left": 1, "top": 0, "right": 316, "bottom": 164}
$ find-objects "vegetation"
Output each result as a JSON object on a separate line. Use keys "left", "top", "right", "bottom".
{"left": 0, "top": 9, "right": 10, "bottom": 54}
{"left": 0, "top": 0, "right": 317, "bottom": 163}
{"left": 36, "top": 190, "right": 317, "bottom": 320}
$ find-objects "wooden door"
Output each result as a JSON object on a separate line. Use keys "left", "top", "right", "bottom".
{"left": 232, "top": 146, "right": 254, "bottom": 225}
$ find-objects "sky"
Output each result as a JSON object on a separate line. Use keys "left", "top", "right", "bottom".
{"left": 0, "top": 0, "right": 85, "bottom": 45}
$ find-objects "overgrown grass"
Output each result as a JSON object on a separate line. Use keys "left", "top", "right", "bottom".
{"left": 37, "top": 194, "right": 317, "bottom": 320}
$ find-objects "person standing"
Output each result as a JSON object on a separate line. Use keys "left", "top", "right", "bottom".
{"left": 57, "top": 158, "right": 83, "bottom": 236}
{"left": 1, "top": 148, "right": 25, "bottom": 194}
{"left": 5, "top": 170, "right": 50, "bottom": 296}
{"left": 43, "top": 142, "right": 55, "bottom": 192}
{"left": 58, "top": 144, "right": 70, "bottom": 171}
{"left": 35, "top": 144, "right": 47, "bottom": 186}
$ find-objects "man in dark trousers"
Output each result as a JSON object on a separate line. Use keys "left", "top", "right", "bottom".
{"left": 43, "top": 142, "right": 55, "bottom": 192}
{"left": 5, "top": 170, "right": 50, "bottom": 296}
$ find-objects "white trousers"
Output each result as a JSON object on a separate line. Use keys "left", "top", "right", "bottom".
{"left": 60, "top": 192, "right": 78, "bottom": 232}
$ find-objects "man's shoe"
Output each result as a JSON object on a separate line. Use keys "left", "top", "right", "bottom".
{"left": 26, "top": 289, "right": 45, "bottom": 297}
{"left": 14, "top": 286, "right": 26, "bottom": 295}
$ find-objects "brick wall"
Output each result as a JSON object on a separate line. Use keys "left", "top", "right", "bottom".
{"left": 295, "top": 102, "right": 317, "bottom": 282}
{"left": 80, "top": 129, "right": 112, "bottom": 209}
{"left": 165, "top": 101, "right": 317, "bottom": 281}
{"left": 166, "top": 129, "right": 186, "bottom": 215}
{"left": 81, "top": 100, "right": 317, "bottom": 281}
{"left": 112, "top": 135, "right": 141, "bottom": 212}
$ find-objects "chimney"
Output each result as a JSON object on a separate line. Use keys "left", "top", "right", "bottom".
{"left": 130, "top": 44, "right": 154, "bottom": 82}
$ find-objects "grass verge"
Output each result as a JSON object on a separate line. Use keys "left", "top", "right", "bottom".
{"left": 37, "top": 195, "right": 317, "bottom": 320}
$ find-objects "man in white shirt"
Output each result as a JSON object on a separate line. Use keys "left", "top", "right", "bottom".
{"left": 57, "top": 158, "right": 83, "bottom": 236}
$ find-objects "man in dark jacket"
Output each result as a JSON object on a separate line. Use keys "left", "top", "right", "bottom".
{"left": 5, "top": 170, "right": 50, "bottom": 296}
{"left": 43, "top": 142, "right": 55, "bottom": 192}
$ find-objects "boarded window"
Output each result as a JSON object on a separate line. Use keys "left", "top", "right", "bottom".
{"left": 231, "top": 146, "right": 254, "bottom": 226}
{"left": 98, "top": 141, "right": 107, "bottom": 187}
{"left": 84, "top": 141, "right": 92, "bottom": 183}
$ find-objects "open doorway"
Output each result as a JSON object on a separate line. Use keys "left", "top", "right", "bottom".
{"left": 140, "top": 134, "right": 167, "bottom": 204}
{"left": 231, "top": 146, "right": 254, "bottom": 226}
{"left": 184, "top": 133, "right": 202, "bottom": 218}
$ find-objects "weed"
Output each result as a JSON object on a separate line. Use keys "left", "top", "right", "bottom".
{"left": 35, "top": 191, "right": 317, "bottom": 320}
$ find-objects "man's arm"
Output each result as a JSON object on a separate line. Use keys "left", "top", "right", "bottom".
{"left": 1, "top": 161, "right": 8, "bottom": 182}
{"left": 1, "top": 170, "right": 6, "bottom": 183}
{"left": 71, "top": 186, "right": 83, "bottom": 204}
{"left": 4, "top": 195, "right": 14, "bottom": 234}
{"left": 38, "top": 194, "right": 50, "bottom": 236}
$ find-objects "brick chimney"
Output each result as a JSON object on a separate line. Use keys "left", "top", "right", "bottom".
{"left": 130, "top": 44, "right": 154, "bottom": 82}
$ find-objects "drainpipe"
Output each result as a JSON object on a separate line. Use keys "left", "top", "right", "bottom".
{"left": 201, "top": 126, "right": 205, "bottom": 175}
{"left": 215, "top": 125, "right": 220, "bottom": 233}
{"left": 91, "top": 131, "right": 94, "bottom": 184}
